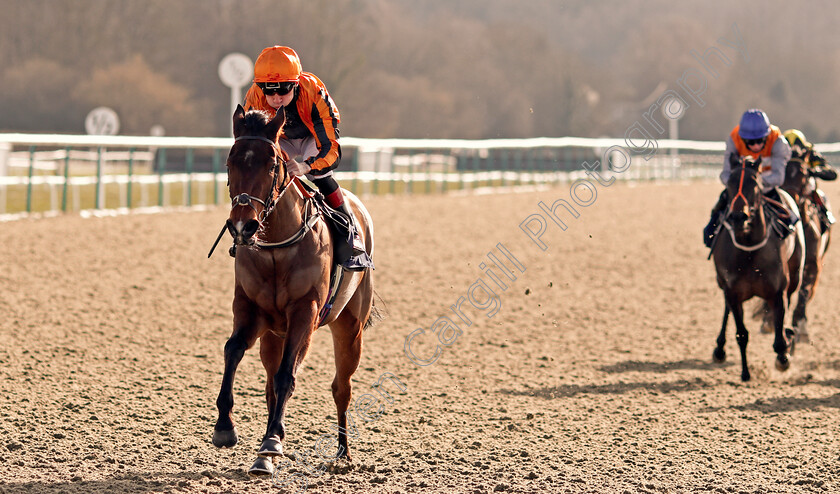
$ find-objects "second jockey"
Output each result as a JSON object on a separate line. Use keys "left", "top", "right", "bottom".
{"left": 783, "top": 128, "right": 837, "bottom": 232}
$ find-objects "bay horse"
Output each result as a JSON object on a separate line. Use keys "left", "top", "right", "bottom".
{"left": 711, "top": 155, "right": 804, "bottom": 381}
{"left": 211, "top": 105, "right": 376, "bottom": 476}
{"left": 782, "top": 157, "right": 831, "bottom": 343}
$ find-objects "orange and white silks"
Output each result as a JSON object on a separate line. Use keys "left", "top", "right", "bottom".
{"left": 244, "top": 72, "right": 341, "bottom": 174}
{"left": 730, "top": 124, "right": 782, "bottom": 173}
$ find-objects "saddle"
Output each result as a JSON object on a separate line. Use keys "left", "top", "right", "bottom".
{"left": 293, "top": 179, "right": 375, "bottom": 326}
{"left": 763, "top": 188, "right": 799, "bottom": 239}
{"left": 294, "top": 179, "right": 374, "bottom": 271}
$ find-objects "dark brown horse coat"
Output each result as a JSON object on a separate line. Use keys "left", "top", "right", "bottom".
{"left": 782, "top": 158, "right": 831, "bottom": 342}
{"left": 712, "top": 156, "right": 804, "bottom": 381}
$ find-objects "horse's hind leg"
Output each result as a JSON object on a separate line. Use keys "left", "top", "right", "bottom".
{"left": 713, "top": 303, "right": 729, "bottom": 363}
{"left": 213, "top": 291, "right": 263, "bottom": 448}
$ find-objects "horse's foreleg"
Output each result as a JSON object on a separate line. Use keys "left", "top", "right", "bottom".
{"left": 771, "top": 292, "right": 793, "bottom": 371}
{"left": 713, "top": 303, "right": 729, "bottom": 363}
{"left": 246, "top": 331, "right": 286, "bottom": 477}
{"left": 213, "top": 334, "right": 256, "bottom": 448}
{"left": 257, "top": 302, "right": 317, "bottom": 457}
{"left": 213, "top": 292, "right": 261, "bottom": 449}
{"left": 330, "top": 311, "right": 364, "bottom": 460}
{"left": 726, "top": 295, "right": 750, "bottom": 381}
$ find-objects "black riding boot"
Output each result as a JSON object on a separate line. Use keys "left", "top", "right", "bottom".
{"left": 703, "top": 189, "right": 728, "bottom": 248}
{"left": 336, "top": 203, "right": 367, "bottom": 254}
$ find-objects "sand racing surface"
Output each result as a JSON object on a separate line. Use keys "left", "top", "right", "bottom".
{"left": 3, "top": 180, "right": 840, "bottom": 493}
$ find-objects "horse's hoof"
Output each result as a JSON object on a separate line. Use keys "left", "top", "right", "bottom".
{"left": 212, "top": 427, "right": 238, "bottom": 448}
{"left": 775, "top": 354, "right": 791, "bottom": 372}
{"left": 248, "top": 456, "right": 275, "bottom": 477}
{"left": 741, "top": 369, "right": 751, "bottom": 382}
{"left": 712, "top": 347, "right": 726, "bottom": 363}
{"left": 257, "top": 436, "right": 283, "bottom": 457}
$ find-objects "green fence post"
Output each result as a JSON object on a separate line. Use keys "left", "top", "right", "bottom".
{"left": 424, "top": 150, "right": 431, "bottom": 194}
{"left": 389, "top": 150, "right": 396, "bottom": 195}
{"left": 457, "top": 151, "right": 465, "bottom": 191}
{"left": 407, "top": 151, "right": 413, "bottom": 195}
{"left": 26, "top": 146, "right": 35, "bottom": 213}
{"left": 442, "top": 150, "right": 449, "bottom": 193}
{"left": 62, "top": 146, "right": 70, "bottom": 212}
{"left": 526, "top": 148, "right": 535, "bottom": 187}
{"left": 157, "top": 148, "right": 167, "bottom": 207}
{"left": 500, "top": 148, "right": 508, "bottom": 188}
{"left": 127, "top": 147, "right": 135, "bottom": 209}
{"left": 472, "top": 151, "right": 480, "bottom": 190}
{"left": 373, "top": 150, "right": 380, "bottom": 195}
{"left": 186, "top": 148, "right": 194, "bottom": 207}
{"left": 351, "top": 148, "right": 359, "bottom": 196}
{"left": 95, "top": 146, "right": 103, "bottom": 210}
{"left": 212, "top": 148, "right": 221, "bottom": 205}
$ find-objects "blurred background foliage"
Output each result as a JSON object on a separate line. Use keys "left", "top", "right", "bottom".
{"left": 1, "top": 0, "right": 838, "bottom": 141}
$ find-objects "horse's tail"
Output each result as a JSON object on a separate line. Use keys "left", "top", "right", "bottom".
{"left": 363, "top": 289, "right": 387, "bottom": 330}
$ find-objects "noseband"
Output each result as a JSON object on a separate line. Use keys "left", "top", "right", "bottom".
{"left": 727, "top": 165, "right": 761, "bottom": 213}
{"left": 722, "top": 165, "right": 770, "bottom": 251}
{"left": 230, "top": 135, "right": 289, "bottom": 223}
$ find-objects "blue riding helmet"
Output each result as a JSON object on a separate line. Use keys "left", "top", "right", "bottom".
{"left": 738, "top": 109, "right": 771, "bottom": 140}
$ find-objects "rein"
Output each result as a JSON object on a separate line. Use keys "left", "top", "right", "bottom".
{"left": 721, "top": 220, "right": 771, "bottom": 252}
{"left": 728, "top": 165, "right": 759, "bottom": 211}
{"left": 207, "top": 135, "right": 321, "bottom": 258}
{"left": 721, "top": 165, "right": 771, "bottom": 252}
{"left": 254, "top": 197, "right": 320, "bottom": 249}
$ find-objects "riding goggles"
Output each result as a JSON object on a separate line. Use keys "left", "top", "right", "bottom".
{"left": 742, "top": 137, "right": 767, "bottom": 147}
{"left": 259, "top": 82, "right": 297, "bottom": 96}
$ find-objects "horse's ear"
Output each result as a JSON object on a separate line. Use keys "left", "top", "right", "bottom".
{"left": 729, "top": 153, "right": 742, "bottom": 168}
{"left": 264, "top": 108, "right": 286, "bottom": 140}
{"left": 232, "top": 105, "right": 246, "bottom": 137}
{"left": 753, "top": 156, "right": 762, "bottom": 169}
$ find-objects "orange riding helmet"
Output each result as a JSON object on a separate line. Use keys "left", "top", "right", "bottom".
{"left": 253, "top": 46, "right": 302, "bottom": 83}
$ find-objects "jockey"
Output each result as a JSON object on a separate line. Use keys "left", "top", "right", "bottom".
{"left": 243, "top": 45, "right": 366, "bottom": 256}
{"left": 703, "top": 109, "right": 793, "bottom": 248}
{"left": 783, "top": 128, "right": 837, "bottom": 231}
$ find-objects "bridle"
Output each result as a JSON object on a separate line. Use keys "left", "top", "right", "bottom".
{"left": 229, "top": 135, "right": 290, "bottom": 224}
{"left": 721, "top": 165, "right": 770, "bottom": 252}
{"left": 207, "top": 134, "right": 321, "bottom": 258}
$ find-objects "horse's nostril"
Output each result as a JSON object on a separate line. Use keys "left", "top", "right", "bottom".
{"left": 243, "top": 219, "right": 260, "bottom": 238}
{"left": 730, "top": 212, "right": 748, "bottom": 225}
